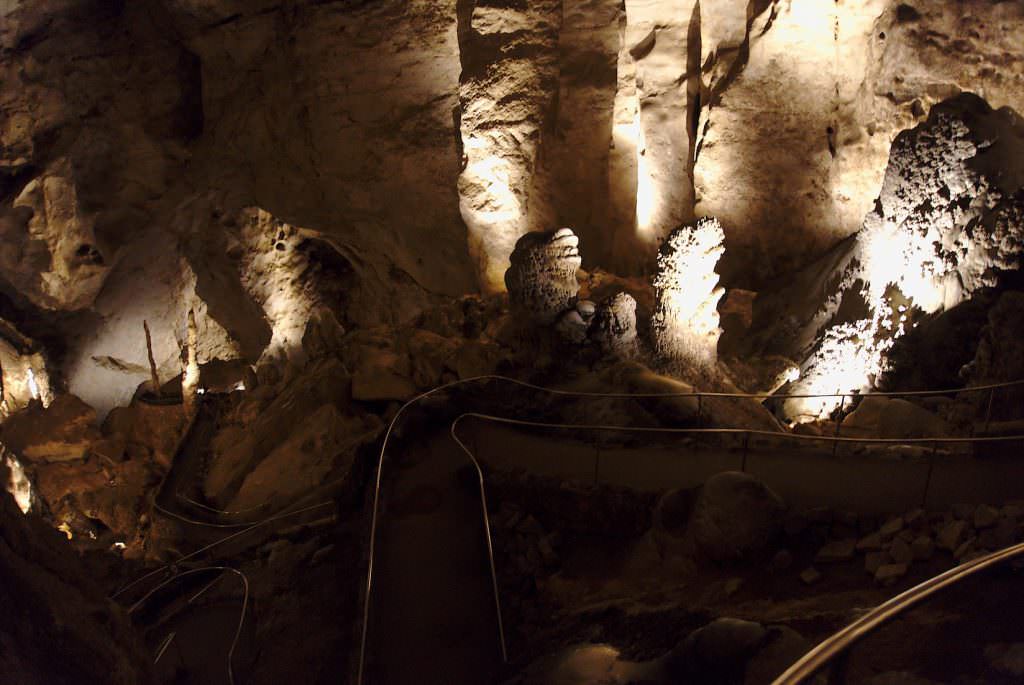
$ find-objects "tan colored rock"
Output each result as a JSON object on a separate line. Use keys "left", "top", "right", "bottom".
{"left": 651, "top": 218, "right": 726, "bottom": 369}
{"left": 229, "top": 405, "right": 381, "bottom": 512}
{"left": 2, "top": 394, "right": 100, "bottom": 464}
{"left": 816, "top": 538, "right": 857, "bottom": 563}
{"left": 590, "top": 292, "right": 639, "bottom": 357}
{"left": 937, "top": 519, "right": 968, "bottom": 552}
{"left": 841, "top": 397, "right": 951, "bottom": 439}
{"left": 875, "top": 562, "right": 908, "bottom": 585}
{"left": 505, "top": 228, "right": 582, "bottom": 323}
{"left": 911, "top": 535, "right": 935, "bottom": 561}
{"left": 459, "top": 0, "right": 561, "bottom": 292}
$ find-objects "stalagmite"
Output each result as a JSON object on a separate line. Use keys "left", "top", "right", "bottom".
{"left": 590, "top": 292, "right": 639, "bottom": 357}
{"left": 504, "top": 228, "right": 583, "bottom": 324}
{"left": 651, "top": 217, "right": 726, "bottom": 369}
{"left": 182, "top": 309, "right": 200, "bottom": 417}
{"left": 142, "top": 321, "right": 160, "bottom": 398}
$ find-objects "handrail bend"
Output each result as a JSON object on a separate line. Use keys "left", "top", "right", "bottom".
{"left": 127, "top": 565, "right": 250, "bottom": 685}
{"left": 356, "top": 374, "right": 1024, "bottom": 684}
{"left": 448, "top": 412, "right": 1024, "bottom": 670}
{"left": 771, "top": 540, "right": 1024, "bottom": 684}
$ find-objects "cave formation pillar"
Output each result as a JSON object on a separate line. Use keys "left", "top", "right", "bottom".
{"left": 458, "top": 0, "right": 563, "bottom": 294}
{"left": 609, "top": 0, "right": 699, "bottom": 273}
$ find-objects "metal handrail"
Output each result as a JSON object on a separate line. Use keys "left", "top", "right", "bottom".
{"left": 449, "top": 412, "right": 1024, "bottom": 667}
{"left": 356, "top": 374, "right": 1024, "bottom": 684}
{"left": 127, "top": 565, "right": 250, "bottom": 685}
{"left": 771, "top": 540, "right": 1024, "bottom": 684}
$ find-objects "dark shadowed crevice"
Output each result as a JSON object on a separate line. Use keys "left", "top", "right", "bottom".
{"left": 686, "top": 0, "right": 702, "bottom": 216}
{"left": 174, "top": 49, "right": 205, "bottom": 142}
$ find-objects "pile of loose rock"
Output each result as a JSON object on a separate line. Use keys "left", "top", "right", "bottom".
{"left": 796, "top": 501, "right": 1024, "bottom": 586}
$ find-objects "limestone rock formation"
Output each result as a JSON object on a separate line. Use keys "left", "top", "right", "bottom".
{"left": 505, "top": 228, "right": 582, "bottom": 323}
{"left": 458, "top": 0, "right": 562, "bottom": 292}
{"left": 651, "top": 217, "right": 726, "bottom": 369}
{"left": 0, "top": 484, "right": 152, "bottom": 683}
{"left": 589, "top": 292, "right": 638, "bottom": 357}
{"left": 962, "top": 291, "right": 1024, "bottom": 421}
{"left": 747, "top": 94, "right": 1024, "bottom": 421}
{"left": 1, "top": 394, "right": 99, "bottom": 464}
{"left": 696, "top": 0, "right": 1024, "bottom": 288}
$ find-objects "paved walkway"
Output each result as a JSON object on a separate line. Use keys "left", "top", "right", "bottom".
{"left": 366, "top": 430, "right": 503, "bottom": 684}
{"left": 468, "top": 422, "right": 1024, "bottom": 515}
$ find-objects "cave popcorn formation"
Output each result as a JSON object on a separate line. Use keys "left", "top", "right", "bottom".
{"left": 785, "top": 96, "right": 1024, "bottom": 421}
{"left": 651, "top": 217, "right": 726, "bottom": 370}
{"left": 505, "top": 227, "right": 583, "bottom": 324}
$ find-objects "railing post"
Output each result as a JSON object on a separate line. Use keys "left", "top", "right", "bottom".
{"left": 921, "top": 441, "right": 938, "bottom": 508}
{"left": 594, "top": 442, "right": 600, "bottom": 486}
{"left": 742, "top": 431, "right": 750, "bottom": 472}
{"left": 832, "top": 394, "right": 845, "bottom": 457}
{"left": 984, "top": 387, "right": 996, "bottom": 434}
{"left": 697, "top": 394, "right": 703, "bottom": 429}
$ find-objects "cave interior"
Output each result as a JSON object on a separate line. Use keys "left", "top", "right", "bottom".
{"left": 2, "top": 1, "right": 1024, "bottom": 684}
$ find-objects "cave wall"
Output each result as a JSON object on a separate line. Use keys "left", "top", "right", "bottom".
{"left": 1, "top": 0, "right": 1023, "bottom": 407}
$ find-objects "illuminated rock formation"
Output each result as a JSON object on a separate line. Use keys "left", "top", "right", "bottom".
{"left": 695, "top": 0, "right": 1024, "bottom": 288}
{"left": 769, "top": 94, "right": 1024, "bottom": 421}
{"left": 505, "top": 228, "right": 582, "bottom": 324}
{"left": 458, "top": 0, "right": 561, "bottom": 293}
{"left": 590, "top": 292, "right": 638, "bottom": 357}
{"left": 4, "top": 159, "right": 111, "bottom": 311}
{"left": 651, "top": 217, "right": 726, "bottom": 369}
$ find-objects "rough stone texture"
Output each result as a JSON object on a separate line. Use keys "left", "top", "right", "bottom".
{"left": 229, "top": 404, "right": 381, "bottom": 513}
{"left": 840, "top": 396, "right": 950, "bottom": 439}
{"left": 697, "top": 0, "right": 1024, "bottom": 289}
{"left": 1, "top": 394, "right": 99, "bottom": 464}
{"left": 589, "top": 291, "right": 638, "bottom": 357}
{"left": 458, "top": 0, "right": 562, "bottom": 292}
{"left": 505, "top": 228, "right": 582, "bottom": 323}
{"left": 0, "top": 484, "right": 152, "bottom": 683}
{"left": 750, "top": 94, "right": 1024, "bottom": 421}
{"left": 964, "top": 291, "right": 1024, "bottom": 420}
{"left": 687, "top": 471, "right": 785, "bottom": 562}
{"left": 619, "top": 0, "right": 700, "bottom": 257}
{"left": 651, "top": 217, "right": 725, "bottom": 369}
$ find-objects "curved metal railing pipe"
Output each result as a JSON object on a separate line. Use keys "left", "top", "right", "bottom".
{"left": 446, "top": 412, "right": 1024, "bottom": 674}
{"left": 127, "top": 565, "right": 250, "bottom": 685}
{"left": 357, "top": 374, "right": 1024, "bottom": 685}
{"left": 771, "top": 540, "right": 1024, "bottom": 684}
{"left": 111, "top": 501, "right": 332, "bottom": 601}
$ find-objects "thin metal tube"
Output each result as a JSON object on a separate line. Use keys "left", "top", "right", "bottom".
{"left": 357, "top": 374, "right": 1024, "bottom": 685}
{"left": 771, "top": 540, "right": 1024, "bottom": 684}
{"left": 447, "top": 411, "right": 1024, "bottom": 670}
{"left": 128, "top": 566, "right": 249, "bottom": 685}
{"left": 450, "top": 415, "right": 508, "bottom": 663}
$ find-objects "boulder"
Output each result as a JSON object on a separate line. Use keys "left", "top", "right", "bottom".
{"left": 589, "top": 292, "right": 638, "bottom": 357}
{"left": 687, "top": 471, "right": 786, "bottom": 562}
{"left": 229, "top": 405, "right": 381, "bottom": 512}
{"left": 841, "top": 397, "right": 950, "bottom": 439}
{"left": 2, "top": 394, "right": 100, "bottom": 464}
{"left": 669, "top": 618, "right": 767, "bottom": 682}
{"left": 875, "top": 562, "right": 909, "bottom": 585}
{"left": 938, "top": 520, "right": 968, "bottom": 551}
{"left": 816, "top": 539, "right": 857, "bottom": 563}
